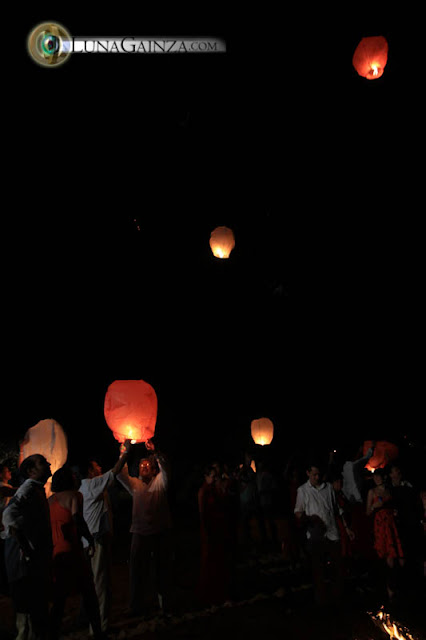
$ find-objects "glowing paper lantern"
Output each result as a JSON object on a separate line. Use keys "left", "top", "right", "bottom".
{"left": 352, "top": 36, "right": 388, "bottom": 80}
{"left": 251, "top": 417, "right": 274, "bottom": 446}
{"left": 363, "top": 440, "right": 399, "bottom": 471}
{"left": 209, "top": 226, "right": 235, "bottom": 259}
{"left": 19, "top": 418, "right": 68, "bottom": 495}
{"left": 104, "top": 379, "right": 157, "bottom": 444}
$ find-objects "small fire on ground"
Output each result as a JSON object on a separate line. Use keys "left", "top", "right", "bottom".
{"left": 367, "top": 607, "right": 417, "bottom": 639}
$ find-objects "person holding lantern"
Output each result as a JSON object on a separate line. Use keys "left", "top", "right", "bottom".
{"left": 329, "top": 470, "right": 355, "bottom": 572}
{"left": 116, "top": 438, "right": 173, "bottom": 617}
{"left": 342, "top": 441, "right": 376, "bottom": 505}
{"left": 78, "top": 439, "right": 131, "bottom": 635}
{"left": 340, "top": 442, "right": 377, "bottom": 572}
{"left": 366, "top": 468, "right": 405, "bottom": 603}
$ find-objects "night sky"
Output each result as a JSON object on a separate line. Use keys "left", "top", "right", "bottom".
{"left": 5, "top": 7, "right": 422, "bottom": 473}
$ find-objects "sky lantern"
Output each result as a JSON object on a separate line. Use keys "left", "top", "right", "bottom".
{"left": 104, "top": 379, "right": 157, "bottom": 444}
{"left": 363, "top": 440, "right": 399, "bottom": 471}
{"left": 209, "top": 226, "right": 235, "bottom": 259}
{"left": 251, "top": 417, "right": 274, "bottom": 446}
{"left": 19, "top": 418, "right": 68, "bottom": 495}
{"left": 352, "top": 36, "right": 388, "bottom": 80}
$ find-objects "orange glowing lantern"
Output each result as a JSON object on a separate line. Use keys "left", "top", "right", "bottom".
{"left": 363, "top": 440, "right": 399, "bottom": 472}
{"left": 352, "top": 36, "right": 388, "bottom": 80}
{"left": 251, "top": 417, "right": 274, "bottom": 446}
{"left": 104, "top": 379, "right": 157, "bottom": 444}
{"left": 209, "top": 226, "right": 235, "bottom": 259}
{"left": 19, "top": 419, "right": 68, "bottom": 496}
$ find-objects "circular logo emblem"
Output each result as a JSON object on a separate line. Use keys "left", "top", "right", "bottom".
{"left": 27, "top": 22, "right": 72, "bottom": 67}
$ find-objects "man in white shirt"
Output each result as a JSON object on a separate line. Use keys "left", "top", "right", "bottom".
{"left": 294, "top": 463, "right": 349, "bottom": 605}
{"left": 3, "top": 454, "right": 52, "bottom": 640}
{"left": 117, "top": 439, "right": 173, "bottom": 616}
{"left": 0, "top": 463, "right": 16, "bottom": 595}
{"left": 78, "top": 441, "right": 130, "bottom": 634}
{"left": 0, "top": 464, "right": 16, "bottom": 522}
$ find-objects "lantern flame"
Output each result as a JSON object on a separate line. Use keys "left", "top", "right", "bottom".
{"left": 371, "top": 63, "right": 379, "bottom": 76}
{"left": 121, "top": 426, "right": 138, "bottom": 445}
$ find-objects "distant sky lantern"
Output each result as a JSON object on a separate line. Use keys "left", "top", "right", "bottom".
{"left": 352, "top": 36, "right": 388, "bottom": 80}
{"left": 104, "top": 379, "right": 157, "bottom": 444}
{"left": 20, "top": 418, "right": 68, "bottom": 496}
{"left": 363, "top": 440, "right": 399, "bottom": 472}
{"left": 251, "top": 417, "right": 274, "bottom": 446}
{"left": 209, "top": 226, "right": 235, "bottom": 259}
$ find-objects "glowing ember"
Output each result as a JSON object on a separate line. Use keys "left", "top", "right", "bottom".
{"left": 368, "top": 607, "right": 417, "bottom": 639}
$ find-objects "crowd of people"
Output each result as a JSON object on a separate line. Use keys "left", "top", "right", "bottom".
{"left": 0, "top": 438, "right": 425, "bottom": 639}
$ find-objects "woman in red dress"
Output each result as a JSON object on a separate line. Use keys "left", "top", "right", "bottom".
{"left": 366, "top": 468, "right": 404, "bottom": 601}
{"left": 198, "top": 465, "right": 235, "bottom": 606}
{"left": 48, "top": 466, "right": 103, "bottom": 639}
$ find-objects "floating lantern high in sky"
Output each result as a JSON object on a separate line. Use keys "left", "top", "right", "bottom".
{"left": 251, "top": 417, "right": 274, "bottom": 446}
{"left": 363, "top": 440, "right": 399, "bottom": 472}
{"left": 20, "top": 418, "right": 68, "bottom": 495}
{"left": 104, "top": 379, "right": 158, "bottom": 444}
{"left": 352, "top": 36, "right": 388, "bottom": 79}
{"left": 209, "top": 226, "right": 235, "bottom": 259}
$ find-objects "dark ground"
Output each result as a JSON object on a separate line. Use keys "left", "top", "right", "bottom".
{"left": 1, "top": 507, "right": 425, "bottom": 640}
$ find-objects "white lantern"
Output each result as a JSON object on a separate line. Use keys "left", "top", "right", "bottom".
{"left": 20, "top": 418, "right": 68, "bottom": 496}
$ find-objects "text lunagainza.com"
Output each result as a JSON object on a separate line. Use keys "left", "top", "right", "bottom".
{"left": 69, "top": 37, "right": 226, "bottom": 53}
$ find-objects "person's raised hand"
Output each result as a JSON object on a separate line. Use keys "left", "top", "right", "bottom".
{"left": 145, "top": 438, "right": 155, "bottom": 451}
{"left": 120, "top": 439, "right": 132, "bottom": 455}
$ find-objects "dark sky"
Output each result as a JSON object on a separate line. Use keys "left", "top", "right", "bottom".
{"left": 4, "top": 6, "right": 422, "bottom": 470}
